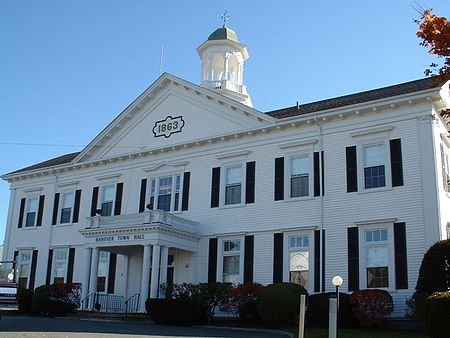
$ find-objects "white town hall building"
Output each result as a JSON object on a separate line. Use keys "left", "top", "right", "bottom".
{"left": 2, "top": 24, "right": 450, "bottom": 316}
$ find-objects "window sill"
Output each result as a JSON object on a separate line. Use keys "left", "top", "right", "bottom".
{"left": 20, "top": 226, "right": 38, "bottom": 230}
{"left": 218, "top": 203, "right": 247, "bottom": 210}
{"left": 56, "top": 223, "right": 74, "bottom": 227}
{"left": 282, "top": 196, "right": 316, "bottom": 203}
{"left": 357, "top": 186, "right": 393, "bottom": 195}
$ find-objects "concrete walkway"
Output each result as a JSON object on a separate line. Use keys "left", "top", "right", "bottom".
{"left": 0, "top": 315, "right": 290, "bottom": 338}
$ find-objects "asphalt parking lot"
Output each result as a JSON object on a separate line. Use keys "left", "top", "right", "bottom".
{"left": 0, "top": 315, "right": 289, "bottom": 338}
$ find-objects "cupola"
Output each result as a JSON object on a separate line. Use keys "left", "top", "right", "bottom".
{"left": 197, "top": 15, "right": 252, "bottom": 107}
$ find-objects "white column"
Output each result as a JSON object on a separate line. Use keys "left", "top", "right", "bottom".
{"left": 159, "top": 246, "right": 169, "bottom": 298}
{"left": 150, "top": 244, "right": 161, "bottom": 299}
{"left": 139, "top": 244, "right": 152, "bottom": 312}
{"left": 223, "top": 54, "right": 229, "bottom": 80}
{"left": 81, "top": 248, "right": 92, "bottom": 303}
{"left": 88, "top": 247, "right": 99, "bottom": 309}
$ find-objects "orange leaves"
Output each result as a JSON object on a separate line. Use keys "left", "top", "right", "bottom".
{"left": 415, "top": 8, "right": 450, "bottom": 82}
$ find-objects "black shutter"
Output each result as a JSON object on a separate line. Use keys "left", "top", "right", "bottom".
{"left": 274, "top": 157, "right": 284, "bottom": 201}
{"left": 114, "top": 183, "right": 123, "bottom": 216}
{"left": 314, "top": 230, "right": 320, "bottom": 292}
{"left": 390, "top": 139, "right": 404, "bottom": 187}
{"left": 321, "top": 151, "right": 325, "bottom": 196}
{"left": 314, "top": 152, "right": 320, "bottom": 197}
{"left": 210, "top": 167, "right": 220, "bottom": 208}
{"left": 182, "top": 172, "right": 191, "bottom": 211}
{"left": 107, "top": 253, "right": 117, "bottom": 294}
{"left": 441, "top": 144, "right": 449, "bottom": 192}
{"left": 245, "top": 162, "right": 255, "bottom": 204}
{"left": 29, "top": 250, "right": 38, "bottom": 290}
{"left": 13, "top": 251, "right": 19, "bottom": 275}
{"left": 52, "top": 193, "right": 60, "bottom": 225}
{"left": 67, "top": 248, "right": 75, "bottom": 283}
{"left": 18, "top": 198, "right": 26, "bottom": 228}
{"left": 321, "top": 230, "right": 326, "bottom": 292}
{"left": 273, "top": 233, "right": 283, "bottom": 283}
{"left": 394, "top": 222, "right": 408, "bottom": 289}
{"left": 208, "top": 238, "right": 218, "bottom": 282}
{"left": 46, "top": 249, "right": 53, "bottom": 285}
{"left": 244, "top": 235, "right": 254, "bottom": 283}
{"left": 90, "top": 187, "right": 99, "bottom": 217}
{"left": 139, "top": 179, "right": 147, "bottom": 212}
{"left": 72, "top": 189, "right": 82, "bottom": 223}
{"left": 36, "top": 195, "right": 45, "bottom": 227}
{"left": 347, "top": 227, "right": 359, "bottom": 291}
{"left": 346, "top": 146, "right": 358, "bottom": 192}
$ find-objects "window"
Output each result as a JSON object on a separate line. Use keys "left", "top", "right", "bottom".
{"left": 364, "top": 144, "right": 386, "bottom": 189}
{"left": 25, "top": 197, "right": 38, "bottom": 227}
{"left": 97, "top": 251, "right": 110, "bottom": 292}
{"left": 225, "top": 166, "right": 242, "bottom": 205}
{"left": 222, "top": 239, "right": 241, "bottom": 284}
{"left": 100, "top": 186, "right": 115, "bottom": 216}
{"left": 147, "top": 174, "right": 183, "bottom": 212}
{"left": 290, "top": 157, "right": 310, "bottom": 198}
{"left": 441, "top": 143, "right": 450, "bottom": 192}
{"left": 60, "top": 192, "right": 74, "bottom": 224}
{"left": 18, "top": 251, "right": 32, "bottom": 288}
{"left": 364, "top": 228, "right": 389, "bottom": 288}
{"left": 288, "top": 235, "right": 310, "bottom": 289}
{"left": 53, "top": 249, "right": 68, "bottom": 284}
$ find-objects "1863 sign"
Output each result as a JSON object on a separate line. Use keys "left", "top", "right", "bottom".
{"left": 153, "top": 116, "right": 185, "bottom": 138}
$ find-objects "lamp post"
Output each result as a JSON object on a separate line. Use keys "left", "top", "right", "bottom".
{"left": 332, "top": 276, "right": 343, "bottom": 338}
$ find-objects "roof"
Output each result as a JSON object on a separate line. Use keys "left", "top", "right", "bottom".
{"left": 6, "top": 152, "right": 80, "bottom": 176}
{"left": 207, "top": 26, "right": 239, "bottom": 43}
{"left": 267, "top": 77, "right": 443, "bottom": 119}
{"left": 4, "top": 77, "right": 444, "bottom": 177}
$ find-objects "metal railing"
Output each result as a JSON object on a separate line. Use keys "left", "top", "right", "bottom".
{"left": 124, "top": 293, "right": 140, "bottom": 319}
{"left": 79, "top": 293, "right": 124, "bottom": 313}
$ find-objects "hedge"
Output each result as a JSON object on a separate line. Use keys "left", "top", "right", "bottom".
{"left": 425, "top": 291, "right": 450, "bottom": 338}
{"left": 307, "top": 292, "right": 357, "bottom": 328}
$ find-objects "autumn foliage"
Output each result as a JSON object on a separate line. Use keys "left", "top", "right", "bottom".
{"left": 349, "top": 289, "right": 393, "bottom": 328}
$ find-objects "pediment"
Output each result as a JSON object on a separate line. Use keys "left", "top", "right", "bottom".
{"left": 74, "top": 73, "right": 274, "bottom": 163}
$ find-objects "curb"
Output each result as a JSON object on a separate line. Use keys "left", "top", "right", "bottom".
{"left": 196, "top": 325, "right": 293, "bottom": 337}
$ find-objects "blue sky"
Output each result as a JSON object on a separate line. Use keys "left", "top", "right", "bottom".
{"left": 0, "top": 0, "right": 449, "bottom": 242}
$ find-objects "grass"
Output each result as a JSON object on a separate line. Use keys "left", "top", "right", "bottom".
{"left": 286, "top": 328, "right": 428, "bottom": 338}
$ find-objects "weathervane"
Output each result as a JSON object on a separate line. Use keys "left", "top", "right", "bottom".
{"left": 221, "top": 10, "right": 229, "bottom": 27}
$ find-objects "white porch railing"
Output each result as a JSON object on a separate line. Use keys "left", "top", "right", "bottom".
{"left": 201, "top": 80, "right": 244, "bottom": 94}
{"left": 87, "top": 210, "right": 199, "bottom": 234}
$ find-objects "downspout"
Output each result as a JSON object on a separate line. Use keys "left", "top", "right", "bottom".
{"left": 313, "top": 114, "right": 324, "bottom": 291}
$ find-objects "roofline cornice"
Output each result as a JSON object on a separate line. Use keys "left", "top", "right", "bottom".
{"left": 2, "top": 85, "right": 442, "bottom": 183}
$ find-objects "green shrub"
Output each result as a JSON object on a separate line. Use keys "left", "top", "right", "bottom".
{"left": 256, "top": 283, "right": 308, "bottom": 326}
{"left": 17, "top": 288, "right": 33, "bottom": 314}
{"left": 158, "top": 282, "right": 232, "bottom": 323}
{"left": 31, "top": 283, "right": 81, "bottom": 316}
{"left": 408, "top": 239, "right": 450, "bottom": 321}
{"left": 349, "top": 289, "right": 393, "bottom": 328}
{"left": 307, "top": 292, "right": 358, "bottom": 328}
{"left": 425, "top": 291, "right": 450, "bottom": 338}
{"left": 146, "top": 298, "right": 207, "bottom": 325}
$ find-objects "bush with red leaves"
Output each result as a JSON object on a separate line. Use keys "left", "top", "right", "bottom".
{"left": 349, "top": 289, "right": 393, "bottom": 328}
{"left": 220, "top": 283, "right": 263, "bottom": 322}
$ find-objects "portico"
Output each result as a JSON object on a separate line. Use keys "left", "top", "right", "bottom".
{"left": 80, "top": 210, "right": 200, "bottom": 312}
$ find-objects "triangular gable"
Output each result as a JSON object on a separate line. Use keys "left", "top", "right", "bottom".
{"left": 74, "top": 73, "right": 274, "bottom": 163}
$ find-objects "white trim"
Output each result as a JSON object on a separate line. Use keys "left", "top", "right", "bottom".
{"left": 278, "top": 139, "right": 318, "bottom": 149}
{"left": 217, "top": 236, "right": 244, "bottom": 284}
{"left": 56, "top": 180, "right": 80, "bottom": 188}
{"left": 440, "top": 133, "right": 450, "bottom": 148}
{"left": 354, "top": 218, "right": 398, "bottom": 226}
{"left": 350, "top": 126, "right": 394, "bottom": 138}
{"left": 23, "top": 187, "right": 44, "bottom": 193}
{"left": 96, "top": 173, "right": 121, "bottom": 181}
{"left": 215, "top": 150, "right": 251, "bottom": 160}
{"left": 51, "top": 247, "right": 69, "bottom": 284}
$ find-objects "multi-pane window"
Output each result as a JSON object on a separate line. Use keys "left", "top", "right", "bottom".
{"left": 288, "top": 235, "right": 310, "bottom": 288}
{"left": 364, "top": 145, "right": 386, "bottom": 189}
{"left": 225, "top": 166, "right": 242, "bottom": 205}
{"left": 53, "top": 249, "right": 68, "bottom": 284}
{"left": 100, "top": 186, "right": 115, "bottom": 216}
{"left": 148, "top": 174, "right": 182, "bottom": 212}
{"left": 222, "top": 240, "right": 240, "bottom": 283}
{"left": 18, "top": 251, "right": 31, "bottom": 288}
{"left": 365, "top": 228, "right": 389, "bottom": 288}
{"left": 60, "top": 192, "right": 74, "bottom": 224}
{"left": 25, "top": 198, "right": 38, "bottom": 227}
{"left": 290, "top": 157, "right": 310, "bottom": 198}
{"left": 97, "top": 251, "right": 109, "bottom": 292}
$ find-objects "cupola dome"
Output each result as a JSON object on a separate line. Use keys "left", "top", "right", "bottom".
{"left": 207, "top": 26, "right": 240, "bottom": 43}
